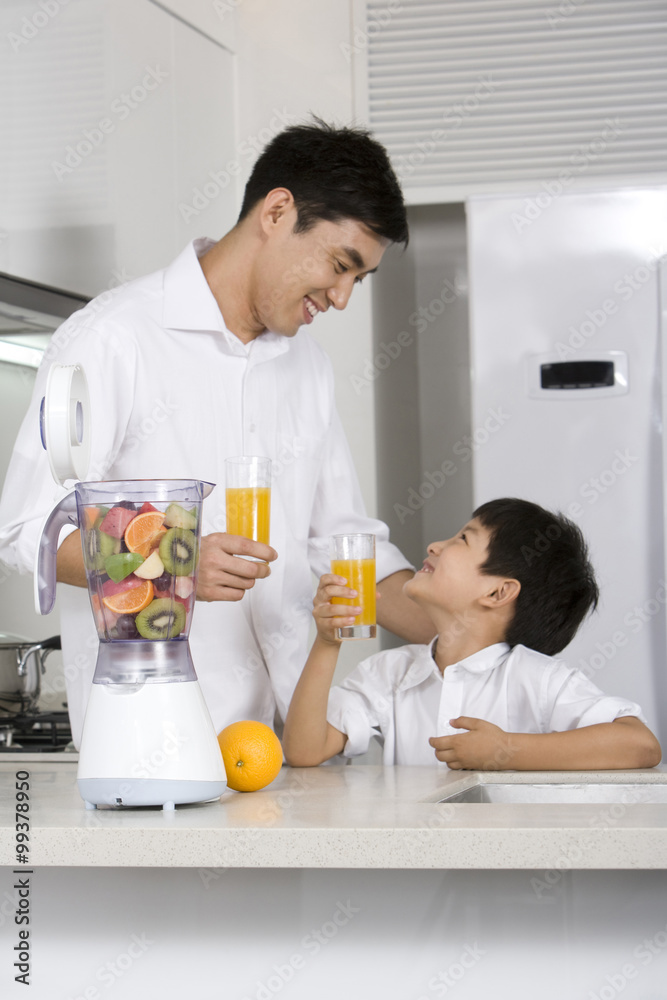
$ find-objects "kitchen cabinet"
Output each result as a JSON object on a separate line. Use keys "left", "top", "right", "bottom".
{"left": 1, "top": 762, "right": 667, "bottom": 998}
{"left": 0, "top": 0, "right": 237, "bottom": 295}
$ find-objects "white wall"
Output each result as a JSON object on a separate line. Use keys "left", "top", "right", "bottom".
{"left": 235, "top": 0, "right": 378, "bottom": 518}
{"left": 234, "top": 1, "right": 385, "bottom": 679}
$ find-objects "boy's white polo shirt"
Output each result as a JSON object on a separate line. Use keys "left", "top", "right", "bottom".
{"left": 326, "top": 640, "right": 645, "bottom": 766}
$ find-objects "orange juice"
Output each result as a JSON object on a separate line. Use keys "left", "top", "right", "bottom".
{"left": 226, "top": 486, "right": 271, "bottom": 543}
{"left": 330, "top": 557, "right": 376, "bottom": 627}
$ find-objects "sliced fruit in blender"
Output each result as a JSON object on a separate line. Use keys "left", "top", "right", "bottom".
{"left": 139, "top": 501, "right": 159, "bottom": 514}
{"left": 164, "top": 503, "right": 197, "bottom": 530}
{"left": 105, "top": 551, "right": 145, "bottom": 582}
{"left": 100, "top": 505, "right": 139, "bottom": 539}
{"left": 114, "top": 614, "right": 139, "bottom": 639}
{"left": 135, "top": 598, "right": 186, "bottom": 639}
{"left": 83, "top": 527, "right": 120, "bottom": 572}
{"left": 102, "top": 579, "right": 154, "bottom": 615}
{"left": 174, "top": 576, "right": 194, "bottom": 599}
{"left": 159, "top": 528, "right": 196, "bottom": 576}
{"left": 102, "top": 574, "right": 145, "bottom": 598}
{"left": 83, "top": 506, "right": 100, "bottom": 530}
{"left": 90, "top": 593, "right": 113, "bottom": 634}
{"left": 134, "top": 550, "right": 165, "bottom": 580}
{"left": 124, "top": 511, "right": 166, "bottom": 556}
{"left": 152, "top": 571, "right": 173, "bottom": 592}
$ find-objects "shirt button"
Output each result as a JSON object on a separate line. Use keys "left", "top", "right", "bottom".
{"left": 248, "top": 423, "right": 256, "bottom": 432}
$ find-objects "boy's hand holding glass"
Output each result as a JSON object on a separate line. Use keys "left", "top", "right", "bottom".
{"left": 329, "top": 533, "right": 377, "bottom": 639}
{"left": 312, "top": 573, "right": 363, "bottom": 646}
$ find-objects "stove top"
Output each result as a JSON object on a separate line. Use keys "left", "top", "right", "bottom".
{"left": 0, "top": 710, "right": 73, "bottom": 752}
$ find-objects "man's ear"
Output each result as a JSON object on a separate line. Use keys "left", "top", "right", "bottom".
{"left": 479, "top": 578, "right": 520, "bottom": 609}
{"left": 259, "top": 188, "right": 295, "bottom": 233}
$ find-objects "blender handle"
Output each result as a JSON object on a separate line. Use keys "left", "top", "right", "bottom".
{"left": 34, "top": 492, "right": 79, "bottom": 615}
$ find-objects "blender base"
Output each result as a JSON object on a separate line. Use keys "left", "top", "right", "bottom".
{"left": 78, "top": 776, "right": 227, "bottom": 809}
{"left": 77, "top": 677, "right": 228, "bottom": 809}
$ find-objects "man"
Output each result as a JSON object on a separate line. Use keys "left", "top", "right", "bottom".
{"left": 0, "top": 119, "right": 434, "bottom": 746}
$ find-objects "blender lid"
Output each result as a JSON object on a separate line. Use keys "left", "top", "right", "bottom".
{"left": 40, "top": 363, "right": 91, "bottom": 485}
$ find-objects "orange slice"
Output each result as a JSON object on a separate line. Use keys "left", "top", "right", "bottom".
{"left": 124, "top": 512, "right": 166, "bottom": 557}
{"left": 102, "top": 579, "right": 154, "bottom": 615}
{"left": 83, "top": 506, "right": 100, "bottom": 530}
{"left": 135, "top": 526, "right": 167, "bottom": 558}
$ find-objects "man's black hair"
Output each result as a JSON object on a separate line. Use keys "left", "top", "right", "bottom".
{"left": 473, "top": 497, "right": 599, "bottom": 657}
{"left": 238, "top": 117, "right": 409, "bottom": 247}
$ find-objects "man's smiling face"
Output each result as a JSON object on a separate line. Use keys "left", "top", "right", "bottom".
{"left": 251, "top": 201, "right": 388, "bottom": 337}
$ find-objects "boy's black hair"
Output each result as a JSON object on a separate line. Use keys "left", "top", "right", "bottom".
{"left": 473, "top": 497, "right": 599, "bottom": 657}
{"left": 238, "top": 117, "right": 409, "bottom": 247}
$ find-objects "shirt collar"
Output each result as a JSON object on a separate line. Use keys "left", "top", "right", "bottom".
{"left": 162, "top": 238, "right": 290, "bottom": 363}
{"left": 398, "top": 639, "right": 511, "bottom": 690}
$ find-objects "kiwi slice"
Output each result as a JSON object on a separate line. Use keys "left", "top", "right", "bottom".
{"left": 83, "top": 528, "right": 120, "bottom": 572}
{"left": 164, "top": 503, "right": 197, "bottom": 530}
{"left": 135, "top": 598, "right": 186, "bottom": 640}
{"left": 159, "top": 528, "right": 196, "bottom": 576}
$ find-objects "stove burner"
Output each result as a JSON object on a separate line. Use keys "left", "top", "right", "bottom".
{"left": 0, "top": 710, "right": 72, "bottom": 752}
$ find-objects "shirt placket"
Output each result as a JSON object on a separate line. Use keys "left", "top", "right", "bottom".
{"left": 437, "top": 666, "right": 466, "bottom": 735}
{"left": 241, "top": 353, "right": 255, "bottom": 456}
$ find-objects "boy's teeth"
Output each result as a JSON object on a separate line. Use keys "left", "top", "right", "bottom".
{"left": 305, "top": 298, "right": 317, "bottom": 317}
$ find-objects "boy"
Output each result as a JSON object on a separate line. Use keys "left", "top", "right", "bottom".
{"left": 283, "top": 498, "right": 662, "bottom": 770}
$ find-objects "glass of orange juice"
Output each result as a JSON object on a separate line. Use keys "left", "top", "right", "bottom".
{"left": 225, "top": 457, "right": 271, "bottom": 559}
{"left": 330, "top": 533, "right": 376, "bottom": 639}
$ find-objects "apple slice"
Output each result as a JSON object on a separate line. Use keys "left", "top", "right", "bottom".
{"left": 174, "top": 576, "right": 194, "bottom": 599}
{"left": 134, "top": 550, "right": 165, "bottom": 580}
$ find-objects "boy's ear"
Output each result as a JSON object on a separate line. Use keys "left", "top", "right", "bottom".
{"left": 479, "top": 578, "right": 520, "bottom": 609}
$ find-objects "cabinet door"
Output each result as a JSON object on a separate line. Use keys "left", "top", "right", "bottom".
{"left": 0, "top": 0, "right": 237, "bottom": 294}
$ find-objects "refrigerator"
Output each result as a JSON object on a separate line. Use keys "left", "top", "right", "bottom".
{"left": 466, "top": 188, "right": 667, "bottom": 744}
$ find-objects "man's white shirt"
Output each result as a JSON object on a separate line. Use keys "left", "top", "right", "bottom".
{"left": 326, "top": 640, "right": 645, "bottom": 765}
{"left": 0, "top": 239, "right": 411, "bottom": 746}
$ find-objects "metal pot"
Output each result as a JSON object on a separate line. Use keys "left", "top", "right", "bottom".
{"left": 0, "top": 632, "right": 61, "bottom": 714}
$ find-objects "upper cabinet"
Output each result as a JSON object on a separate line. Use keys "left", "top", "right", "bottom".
{"left": 0, "top": 0, "right": 238, "bottom": 295}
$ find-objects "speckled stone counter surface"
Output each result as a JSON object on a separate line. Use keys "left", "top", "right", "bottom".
{"left": 2, "top": 761, "right": 667, "bottom": 869}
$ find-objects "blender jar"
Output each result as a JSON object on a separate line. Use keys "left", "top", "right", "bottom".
{"left": 77, "top": 479, "right": 211, "bottom": 648}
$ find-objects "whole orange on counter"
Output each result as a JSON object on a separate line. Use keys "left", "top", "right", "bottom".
{"left": 217, "top": 720, "right": 283, "bottom": 792}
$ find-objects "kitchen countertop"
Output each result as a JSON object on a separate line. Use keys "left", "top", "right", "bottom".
{"left": 1, "top": 760, "right": 667, "bottom": 869}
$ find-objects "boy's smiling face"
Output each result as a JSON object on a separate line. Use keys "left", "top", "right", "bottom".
{"left": 404, "top": 518, "right": 499, "bottom": 614}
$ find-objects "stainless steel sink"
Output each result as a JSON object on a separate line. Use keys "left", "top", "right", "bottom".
{"left": 438, "top": 782, "right": 667, "bottom": 804}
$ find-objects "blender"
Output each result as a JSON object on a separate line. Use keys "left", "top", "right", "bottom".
{"left": 34, "top": 364, "right": 227, "bottom": 809}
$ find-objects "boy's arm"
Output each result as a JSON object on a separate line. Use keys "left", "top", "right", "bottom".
{"left": 430, "top": 715, "right": 662, "bottom": 771}
{"left": 282, "top": 574, "right": 359, "bottom": 767}
{"left": 283, "top": 636, "right": 347, "bottom": 766}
